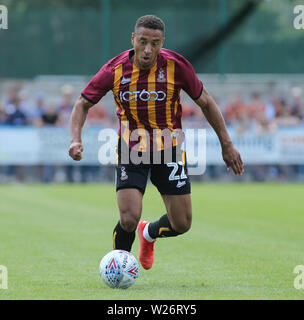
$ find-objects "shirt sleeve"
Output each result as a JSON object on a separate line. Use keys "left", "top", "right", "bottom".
{"left": 176, "top": 56, "right": 203, "bottom": 100}
{"left": 81, "top": 63, "right": 114, "bottom": 104}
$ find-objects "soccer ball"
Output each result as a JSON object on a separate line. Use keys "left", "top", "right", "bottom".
{"left": 99, "top": 250, "right": 139, "bottom": 289}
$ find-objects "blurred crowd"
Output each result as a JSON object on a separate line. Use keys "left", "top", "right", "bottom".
{"left": 1, "top": 84, "right": 303, "bottom": 131}
{"left": 0, "top": 84, "right": 115, "bottom": 128}
{"left": 0, "top": 83, "right": 303, "bottom": 183}
{"left": 181, "top": 87, "right": 304, "bottom": 132}
{"left": 0, "top": 84, "right": 116, "bottom": 183}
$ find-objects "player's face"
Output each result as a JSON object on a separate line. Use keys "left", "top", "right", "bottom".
{"left": 132, "top": 27, "right": 164, "bottom": 70}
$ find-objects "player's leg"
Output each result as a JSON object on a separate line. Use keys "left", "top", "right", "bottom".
{"left": 137, "top": 194, "right": 191, "bottom": 270}
{"left": 149, "top": 193, "right": 192, "bottom": 238}
{"left": 137, "top": 155, "right": 191, "bottom": 269}
{"left": 113, "top": 188, "right": 143, "bottom": 252}
{"left": 113, "top": 164, "right": 149, "bottom": 252}
{"left": 139, "top": 194, "right": 191, "bottom": 245}
{"left": 146, "top": 154, "right": 192, "bottom": 238}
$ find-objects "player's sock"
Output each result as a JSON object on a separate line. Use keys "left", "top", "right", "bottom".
{"left": 146, "top": 214, "right": 181, "bottom": 240}
{"left": 113, "top": 221, "right": 135, "bottom": 252}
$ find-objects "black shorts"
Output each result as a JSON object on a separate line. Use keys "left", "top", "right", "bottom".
{"left": 115, "top": 154, "right": 191, "bottom": 196}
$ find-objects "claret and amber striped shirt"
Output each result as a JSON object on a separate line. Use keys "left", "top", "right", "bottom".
{"left": 81, "top": 48, "right": 203, "bottom": 151}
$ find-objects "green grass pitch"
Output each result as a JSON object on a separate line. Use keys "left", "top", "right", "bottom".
{"left": 0, "top": 183, "right": 303, "bottom": 300}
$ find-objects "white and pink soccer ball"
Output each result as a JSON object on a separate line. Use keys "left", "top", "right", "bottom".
{"left": 99, "top": 250, "right": 139, "bottom": 289}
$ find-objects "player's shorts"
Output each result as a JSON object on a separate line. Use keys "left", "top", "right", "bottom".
{"left": 115, "top": 143, "right": 191, "bottom": 195}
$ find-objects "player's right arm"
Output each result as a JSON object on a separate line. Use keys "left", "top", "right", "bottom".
{"left": 68, "top": 96, "right": 94, "bottom": 161}
{"left": 69, "top": 61, "right": 114, "bottom": 161}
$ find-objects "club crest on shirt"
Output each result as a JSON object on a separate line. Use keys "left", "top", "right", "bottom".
{"left": 157, "top": 69, "right": 166, "bottom": 82}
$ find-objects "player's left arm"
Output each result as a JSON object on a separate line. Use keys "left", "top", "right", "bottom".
{"left": 194, "top": 87, "right": 244, "bottom": 175}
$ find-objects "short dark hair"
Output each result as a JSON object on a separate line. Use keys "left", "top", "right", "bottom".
{"left": 135, "top": 15, "right": 165, "bottom": 35}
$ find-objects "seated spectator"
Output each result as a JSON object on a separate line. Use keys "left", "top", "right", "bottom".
{"left": 5, "top": 95, "right": 28, "bottom": 126}
{"left": 58, "top": 84, "right": 75, "bottom": 126}
{"left": 87, "top": 102, "right": 112, "bottom": 126}
{"left": 290, "top": 87, "right": 303, "bottom": 120}
{"left": 0, "top": 103, "right": 7, "bottom": 124}
{"left": 30, "top": 92, "right": 47, "bottom": 127}
{"left": 4, "top": 86, "right": 21, "bottom": 106}
{"left": 254, "top": 110, "right": 277, "bottom": 134}
{"left": 275, "top": 99, "right": 301, "bottom": 127}
{"left": 41, "top": 104, "right": 61, "bottom": 126}
{"left": 248, "top": 92, "right": 266, "bottom": 121}
{"left": 265, "top": 101, "right": 276, "bottom": 122}
{"left": 224, "top": 94, "right": 247, "bottom": 125}
{"left": 231, "top": 110, "right": 254, "bottom": 135}
{"left": 248, "top": 92, "right": 276, "bottom": 134}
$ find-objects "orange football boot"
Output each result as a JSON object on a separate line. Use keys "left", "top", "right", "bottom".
{"left": 137, "top": 221, "right": 156, "bottom": 270}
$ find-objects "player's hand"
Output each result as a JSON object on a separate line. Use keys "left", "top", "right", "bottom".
{"left": 222, "top": 143, "right": 244, "bottom": 175}
{"left": 69, "top": 142, "right": 83, "bottom": 161}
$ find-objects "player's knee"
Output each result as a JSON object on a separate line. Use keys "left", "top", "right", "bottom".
{"left": 120, "top": 213, "right": 140, "bottom": 232}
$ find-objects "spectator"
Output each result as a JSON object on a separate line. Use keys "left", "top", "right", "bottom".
{"left": 58, "top": 84, "right": 75, "bottom": 126}
{"left": 30, "top": 92, "right": 47, "bottom": 126}
{"left": 275, "top": 98, "right": 301, "bottom": 127}
{"left": 5, "top": 95, "right": 28, "bottom": 126}
{"left": 37, "top": 104, "right": 60, "bottom": 183}
{"left": 265, "top": 100, "right": 276, "bottom": 122}
{"left": 4, "top": 86, "right": 21, "bottom": 106}
{"left": 224, "top": 94, "right": 247, "bottom": 125}
{"left": 232, "top": 110, "right": 254, "bottom": 135}
{"left": 290, "top": 87, "right": 303, "bottom": 120}
{"left": 0, "top": 103, "right": 7, "bottom": 124}
{"left": 2, "top": 87, "right": 27, "bottom": 181}
{"left": 87, "top": 102, "right": 111, "bottom": 126}
{"left": 248, "top": 92, "right": 277, "bottom": 134}
{"left": 41, "top": 104, "right": 61, "bottom": 126}
{"left": 248, "top": 92, "right": 265, "bottom": 121}
{"left": 57, "top": 84, "right": 76, "bottom": 182}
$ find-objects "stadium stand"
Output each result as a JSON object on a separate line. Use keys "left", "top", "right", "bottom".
{"left": 0, "top": 74, "right": 303, "bottom": 183}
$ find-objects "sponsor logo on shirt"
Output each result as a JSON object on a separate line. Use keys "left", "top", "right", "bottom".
{"left": 119, "top": 89, "right": 166, "bottom": 102}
